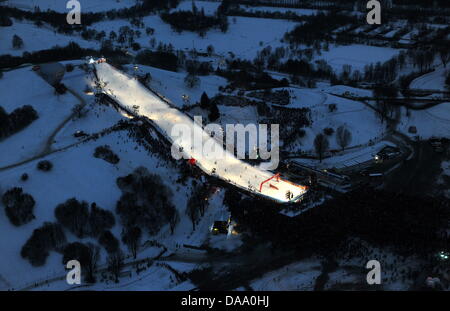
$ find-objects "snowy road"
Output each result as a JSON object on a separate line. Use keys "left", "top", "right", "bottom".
{"left": 410, "top": 66, "right": 448, "bottom": 91}
{"left": 95, "top": 63, "right": 307, "bottom": 203}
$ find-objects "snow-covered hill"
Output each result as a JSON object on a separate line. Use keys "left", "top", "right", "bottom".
{"left": 95, "top": 62, "right": 308, "bottom": 203}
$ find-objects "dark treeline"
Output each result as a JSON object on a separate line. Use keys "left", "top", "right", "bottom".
{"left": 55, "top": 199, "right": 115, "bottom": 239}
{"left": 0, "top": 105, "right": 38, "bottom": 140}
{"left": 161, "top": 3, "right": 228, "bottom": 34}
{"left": 0, "top": 42, "right": 127, "bottom": 69}
{"left": 227, "top": 0, "right": 353, "bottom": 10}
{"left": 235, "top": 0, "right": 450, "bottom": 10}
{"left": 277, "top": 59, "right": 336, "bottom": 81}
{"left": 285, "top": 11, "right": 355, "bottom": 46}
{"left": 135, "top": 49, "right": 179, "bottom": 72}
{"left": 228, "top": 188, "right": 450, "bottom": 257}
{"left": 0, "top": 8, "right": 13, "bottom": 26}
{"left": 21, "top": 222, "right": 66, "bottom": 266}
{"left": 393, "top": 0, "right": 450, "bottom": 9}
{"left": 217, "top": 67, "right": 289, "bottom": 90}
{"left": 221, "top": 56, "right": 334, "bottom": 87}
{"left": 0, "top": 0, "right": 180, "bottom": 31}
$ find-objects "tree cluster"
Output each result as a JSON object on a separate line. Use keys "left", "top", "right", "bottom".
{"left": 116, "top": 167, "right": 178, "bottom": 236}
{"left": 186, "top": 183, "right": 210, "bottom": 231}
{"left": 313, "top": 133, "right": 329, "bottom": 162}
{"left": 21, "top": 222, "right": 66, "bottom": 266}
{"left": 135, "top": 50, "right": 179, "bottom": 72}
{"left": 94, "top": 145, "right": 120, "bottom": 164}
{"left": 0, "top": 42, "right": 126, "bottom": 70}
{"left": 37, "top": 160, "right": 53, "bottom": 172}
{"left": 55, "top": 198, "right": 115, "bottom": 239}
{"left": 217, "top": 68, "right": 289, "bottom": 90}
{"left": 0, "top": 105, "right": 38, "bottom": 140}
{"left": 2, "top": 187, "right": 35, "bottom": 226}
{"left": 160, "top": 2, "right": 228, "bottom": 35}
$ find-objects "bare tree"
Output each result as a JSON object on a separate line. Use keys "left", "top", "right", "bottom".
{"left": 163, "top": 204, "right": 179, "bottom": 235}
{"left": 439, "top": 49, "right": 450, "bottom": 68}
{"left": 184, "top": 73, "right": 200, "bottom": 89}
{"left": 72, "top": 103, "right": 87, "bottom": 119}
{"left": 373, "top": 86, "right": 396, "bottom": 123}
{"left": 336, "top": 125, "right": 352, "bottom": 151}
{"left": 314, "top": 133, "right": 329, "bottom": 162}
{"left": 206, "top": 44, "right": 214, "bottom": 56}
{"left": 85, "top": 243, "right": 100, "bottom": 283}
{"left": 108, "top": 249, "right": 124, "bottom": 283}
{"left": 186, "top": 191, "right": 203, "bottom": 231}
{"left": 121, "top": 226, "right": 142, "bottom": 259}
{"left": 12, "top": 34, "right": 23, "bottom": 49}
{"left": 375, "top": 100, "right": 392, "bottom": 123}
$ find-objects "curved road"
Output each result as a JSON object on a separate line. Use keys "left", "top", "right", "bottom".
{"left": 0, "top": 86, "right": 86, "bottom": 172}
{"left": 384, "top": 140, "right": 444, "bottom": 196}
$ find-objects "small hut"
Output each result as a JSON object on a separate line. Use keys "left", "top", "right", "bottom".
{"left": 37, "top": 62, "right": 66, "bottom": 86}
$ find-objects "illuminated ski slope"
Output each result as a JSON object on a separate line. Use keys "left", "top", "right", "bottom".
{"left": 95, "top": 63, "right": 307, "bottom": 203}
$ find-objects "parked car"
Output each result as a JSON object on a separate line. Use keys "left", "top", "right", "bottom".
{"left": 73, "top": 130, "right": 88, "bottom": 138}
{"left": 429, "top": 137, "right": 442, "bottom": 148}
{"left": 376, "top": 146, "right": 401, "bottom": 161}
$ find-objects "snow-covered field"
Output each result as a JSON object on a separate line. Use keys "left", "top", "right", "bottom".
{"left": 324, "top": 85, "right": 374, "bottom": 98}
{"left": 95, "top": 62, "right": 308, "bottom": 203}
{"left": 333, "top": 239, "right": 423, "bottom": 291}
{"left": 249, "top": 259, "right": 321, "bottom": 290}
{"left": 249, "top": 250, "right": 420, "bottom": 291}
{"left": 0, "top": 20, "right": 94, "bottom": 56}
{"left": 277, "top": 88, "right": 326, "bottom": 109}
{"left": 397, "top": 103, "right": 450, "bottom": 139}
{"left": 316, "top": 44, "right": 402, "bottom": 73}
{"left": 1, "top": 0, "right": 447, "bottom": 291}
{"left": 134, "top": 65, "right": 227, "bottom": 109}
{"left": 91, "top": 15, "right": 297, "bottom": 59}
{"left": 0, "top": 64, "right": 241, "bottom": 291}
{"left": 0, "top": 67, "right": 78, "bottom": 167}
{"left": 289, "top": 92, "right": 385, "bottom": 154}
{"left": 0, "top": 128, "right": 215, "bottom": 290}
